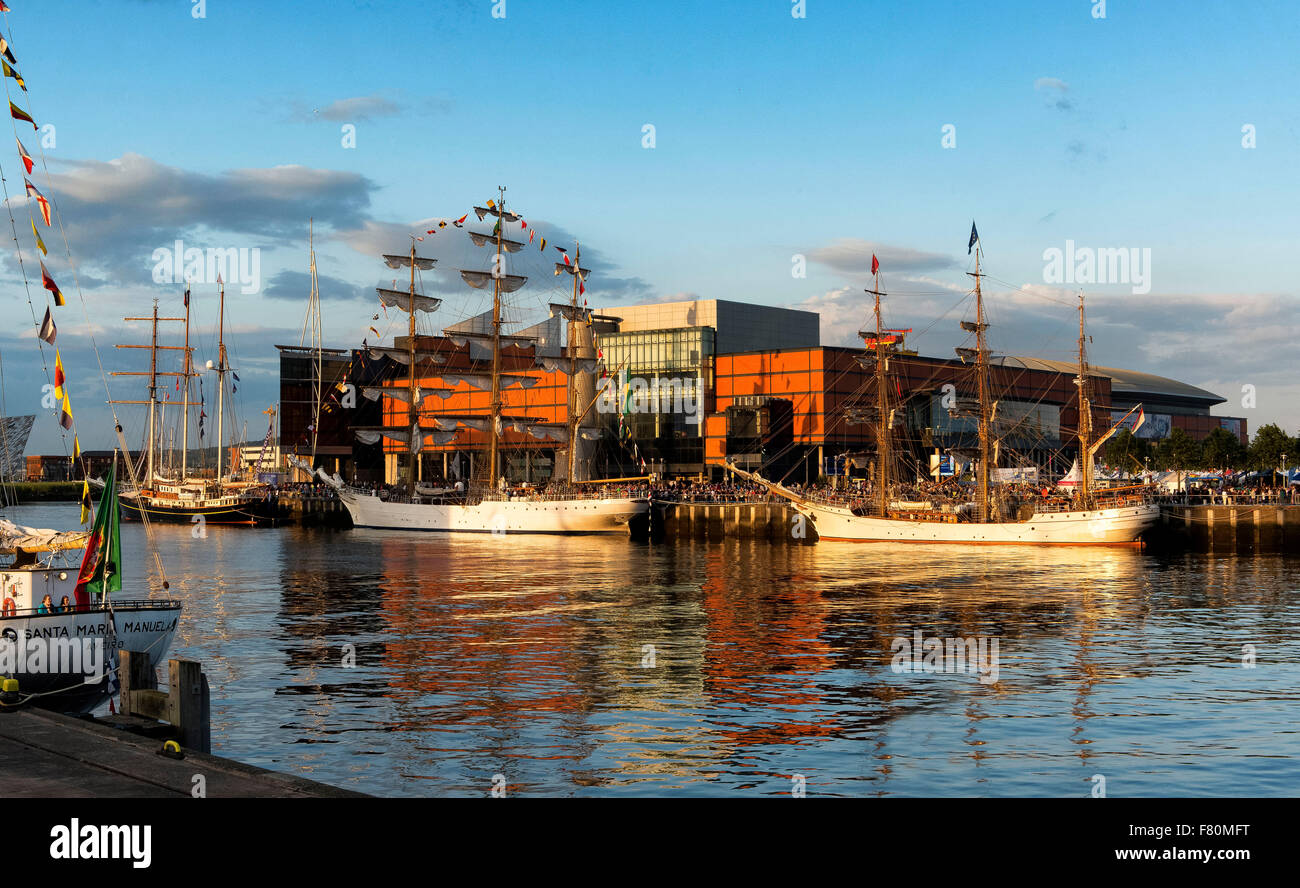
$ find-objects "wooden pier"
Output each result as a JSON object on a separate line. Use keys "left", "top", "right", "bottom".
{"left": 1147, "top": 504, "right": 1300, "bottom": 554}
{"left": 651, "top": 501, "right": 806, "bottom": 542}
{"left": 0, "top": 706, "right": 364, "bottom": 797}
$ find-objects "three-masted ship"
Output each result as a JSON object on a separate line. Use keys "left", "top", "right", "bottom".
{"left": 115, "top": 284, "right": 276, "bottom": 525}
{"left": 729, "top": 235, "right": 1160, "bottom": 545}
{"left": 327, "top": 189, "right": 649, "bottom": 533}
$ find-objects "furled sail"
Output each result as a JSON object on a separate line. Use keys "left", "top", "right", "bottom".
{"left": 377, "top": 288, "right": 442, "bottom": 313}
{"left": 554, "top": 262, "right": 590, "bottom": 278}
{"left": 383, "top": 254, "right": 437, "bottom": 270}
{"left": 459, "top": 270, "right": 527, "bottom": 292}
{"left": 442, "top": 373, "right": 538, "bottom": 391}
{"left": 365, "top": 346, "right": 445, "bottom": 365}
{"left": 468, "top": 231, "right": 526, "bottom": 252}
{"left": 362, "top": 386, "right": 455, "bottom": 405}
{"left": 535, "top": 356, "right": 599, "bottom": 374}
{"left": 355, "top": 430, "right": 382, "bottom": 444}
{"left": 473, "top": 205, "right": 521, "bottom": 223}
{"left": 527, "top": 424, "right": 570, "bottom": 443}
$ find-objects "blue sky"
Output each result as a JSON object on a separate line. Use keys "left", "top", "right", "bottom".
{"left": 2, "top": 0, "right": 1297, "bottom": 452}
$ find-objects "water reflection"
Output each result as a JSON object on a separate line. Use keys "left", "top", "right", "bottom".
{"left": 9, "top": 502, "right": 1297, "bottom": 796}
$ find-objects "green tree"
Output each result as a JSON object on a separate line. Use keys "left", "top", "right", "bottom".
{"left": 1248, "top": 423, "right": 1296, "bottom": 472}
{"left": 1103, "top": 428, "right": 1153, "bottom": 473}
{"left": 1157, "top": 427, "right": 1202, "bottom": 472}
{"left": 1201, "top": 426, "right": 1246, "bottom": 470}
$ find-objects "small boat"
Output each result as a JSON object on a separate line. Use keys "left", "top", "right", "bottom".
{"left": 1, "top": 467, "right": 181, "bottom": 715}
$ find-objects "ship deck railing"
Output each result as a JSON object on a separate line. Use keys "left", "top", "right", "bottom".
{"left": 1, "top": 598, "right": 182, "bottom": 619}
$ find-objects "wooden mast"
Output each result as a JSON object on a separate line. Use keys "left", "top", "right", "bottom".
{"left": 487, "top": 186, "right": 505, "bottom": 489}
{"left": 181, "top": 288, "right": 191, "bottom": 480}
{"left": 216, "top": 278, "right": 227, "bottom": 484}
{"left": 407, "top": 236, "right": 419, "bottom": 484}
{"left": 866, "top": 269, "right": 890, "bottom": 517}
{"left": 966, "top": 248, "right": 991, "bottom": 522}
{"left": 147, "top": 302, "right": 158, "bottom": 487}
{"left": 567, "top": 242, "right": 581, "bottom": 484}
{"left": 1076, "top": 291, "right": 1093, "bottom": 509}
{"left": 307, "top": 220, "right": 322, "bottom": 470}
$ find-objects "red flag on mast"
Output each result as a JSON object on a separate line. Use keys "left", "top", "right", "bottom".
{"left": 871, "top": 254, "right": 879, "bottom": 275}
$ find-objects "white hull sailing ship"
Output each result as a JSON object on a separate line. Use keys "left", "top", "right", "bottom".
{"left": 327, "top": 189, "right": 649, "bottom": 534}
{"left": 730, "top": 232, "right": 1159, "bottom": 546}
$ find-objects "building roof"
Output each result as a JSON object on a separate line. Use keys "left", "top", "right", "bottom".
{"left": 996, "top": 356, "right": 1225, "bottom": 406}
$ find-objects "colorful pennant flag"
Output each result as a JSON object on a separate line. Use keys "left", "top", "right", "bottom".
{"left": 529, "top": 229, "right": 535, "bottom": 243}
{"left": 9, "top": 100, "right": 33, "bottom": 128}
{"left": 73, "top": 435, "right": 81, "bottom": 463}
{"left": 79, "top": 479, "right": 92, "bottom": 525}
{"left": 871, "top": 253, "right": 879, "bottom": 274}
{"left": 38, "top": 306, "right": 55, "bottom": 344}
{"left": 15, "top": 136, "right": 31, "bottom": 173}
{"left": 539, "top": 237, "right": 547, "bottom": 252}
{"left": 453, "top": 214, "right": 467, "bottom": 228}
{"left": 59, "top": 390, "right": 73, "bottom": 430}
{"left": 31, "top": 218, "right": 46, "bottom": 255}
{"left": 54, "top": 349, "right": 66, "bottom": 398}
{"left": 40, "top": 261, "right": 63, "bottom": 305}
{"left": 26, "top": 178, "right": 50, "bottom": 225}
{"left": 2, "top": 59, "right": 24, "bottom": 92}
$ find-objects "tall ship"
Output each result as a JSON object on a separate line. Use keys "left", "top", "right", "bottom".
{"left": 324, "top": 189, "right": 649, "bottom": 533}
{"left": 728, "top": 231, "right": 1160, "bottom": 545}
{"left": 115, "top": 283, "right": 276, "bottom": 525}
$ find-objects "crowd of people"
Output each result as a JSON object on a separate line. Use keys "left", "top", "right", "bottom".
{"left": 261, "top": 472, "right": 1300, "bottom": 510}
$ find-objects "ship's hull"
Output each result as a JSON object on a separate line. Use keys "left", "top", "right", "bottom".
{"left": 120, "top": 495, "right": 277, "bottom": 526}
{"left": 802, "top": 502, "right": 1161, "bottom": 545}
{"left": 0, "top": 603, "right": 182, "bottom": 715}
{"left": 339, "top": 490, "right": 649, "bottom": 534}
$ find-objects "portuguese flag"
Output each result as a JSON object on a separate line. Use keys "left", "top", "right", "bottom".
{"left": 74, "top": 463, "right": 121, "bottom": 607}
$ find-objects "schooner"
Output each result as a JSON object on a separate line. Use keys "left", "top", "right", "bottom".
{"left": 115, "top": 283, "right": 276, "bottom": 525}
{"left": 327, "top": 188, "right": 649, "bottom": 533}
{"left": 728, "top": 232, "right": 1160, "bottom": 545}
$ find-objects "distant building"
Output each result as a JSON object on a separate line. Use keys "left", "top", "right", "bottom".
{"left": 279, "top": 297, "right": 1248, "bottom": 484}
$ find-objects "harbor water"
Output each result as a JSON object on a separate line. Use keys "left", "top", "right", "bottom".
{"left": 11, "top": 502, "right": 1298, "bottom": 797}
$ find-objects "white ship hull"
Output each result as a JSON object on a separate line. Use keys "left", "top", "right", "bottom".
{"left": 1, "top": 603, "right": 182, "bottom": 715}
{"left": 339, "top": 489, "right": 649, "bottom": 534}
{"left": 802, "top": 502, "right": 1161, "bottom": 545}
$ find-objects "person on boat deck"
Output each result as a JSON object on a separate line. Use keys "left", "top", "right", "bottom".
{"left": 58, "top": 596, "right": 72, "bottom": 613}
{"left": 37, "top": 594, "right": 54, "bottom": 614}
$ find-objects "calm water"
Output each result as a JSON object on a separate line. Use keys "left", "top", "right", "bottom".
{"left": 12, "top": 502, "right": 1299, "bottom": 797}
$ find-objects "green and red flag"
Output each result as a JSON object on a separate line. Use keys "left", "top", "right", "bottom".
{"left": 74, "top": 463, "right": 121, "bottom": 606}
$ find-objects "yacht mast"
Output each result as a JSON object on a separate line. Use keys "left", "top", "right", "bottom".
{"left": 567, "top": 242, "right": 581, "bottom": 484}
{"left": 307, "top": 220, "right": 322, "bottom": 467}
